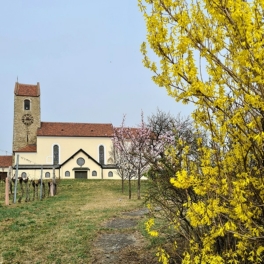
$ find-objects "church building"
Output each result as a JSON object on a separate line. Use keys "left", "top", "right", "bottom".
{"left": 0, "top": 82, "right": 118, "bottom": 180}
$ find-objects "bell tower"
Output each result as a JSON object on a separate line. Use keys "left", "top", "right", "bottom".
{"left": 12, "top": 82, "right": 41, "bottom": 152}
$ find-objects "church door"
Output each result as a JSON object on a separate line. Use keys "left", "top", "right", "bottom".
{"left": 75, "top": 171, "right": 87, "bottom": 179}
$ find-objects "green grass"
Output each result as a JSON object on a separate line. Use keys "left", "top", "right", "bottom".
{"left": 0, "top": 179, "right": 149, "bottom": 264}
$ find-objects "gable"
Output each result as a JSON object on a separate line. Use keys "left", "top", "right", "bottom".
{"left": 60, "top": 148, "right": 102, "bottom": 168}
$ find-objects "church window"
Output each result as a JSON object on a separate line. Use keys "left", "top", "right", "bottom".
{"left": 77, "top": 157, "right": 85, "bottom": 166}
{"left": 45, "top": 172, "right": 50, "bottom": 178}
{"left": 108, "top": 171, "right": 113, "bottom": 177}
{"left": 24, "top": 99, "right": 30, "bottom": 110}
{"left": 53, "top": 145, "right": 59, "bottom": 165}
{"left": 99, "top": 145, "right": 104, "bottom": 164}
{"left": 92, "top": 170, "right": 97, "bottom": 176}
{"left": 65, "top": 171, "right": 70, "bottom": 177}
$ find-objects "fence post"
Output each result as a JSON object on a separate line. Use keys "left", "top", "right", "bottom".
{"left": 53, "top": 167, "right": 56, "bottom": 195}
{"left": 14, "top": 155, "right": 19, "bottom": 203}
{"left": 5, "top": 176, "right": 9, "bottom": 205}
{"left": 40, "top": 166, "right": 43, "bottom": 200}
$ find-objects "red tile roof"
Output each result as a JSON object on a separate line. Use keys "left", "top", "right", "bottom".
{"left": 37, "top": 122, "right": 114, "bottom": 137}
{"left": 14, "top": 82, "right": 40, "bottom": 97}
{"left": 0, "top": 156, "right": 12, "bottom": 167}
{"left": 16, "top": 145, "right": 37, "bottom": 152}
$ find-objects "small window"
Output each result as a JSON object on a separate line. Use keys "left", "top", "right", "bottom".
{"left": 108, "top": 171, "right": 113, "bottom": 177}
{"left": 65, "top": 171, "right": 70, "bottom": 177}
{"left": 92, "top": 171, "right": 97, "bottom": 176}
{"left": 45, "top": 172, "right": 50, "bottom": 178}
{"left": 24, "top": 99, "right": 30, "bottom": 110}
{"left": 21, "top": 172, "right": 27, "bottom": 179}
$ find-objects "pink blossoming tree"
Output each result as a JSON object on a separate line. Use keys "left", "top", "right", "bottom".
{"left": 112, "top": 110, "right": 179, "bottom": 199}
{"left": 112, "top": 112, "right": 151, "bottom": 199}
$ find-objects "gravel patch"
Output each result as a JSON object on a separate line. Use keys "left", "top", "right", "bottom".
{"left": 122, "top": 208, "right": 149, "bottom": 217}
{"left": 105, "top": 218, "right": 138, "bottom": 229}
{"left": 91, "top": 208, "right": 159, "bottom": 264}
{"left": 95, "top": 233, "right": 136, "bottom": 253}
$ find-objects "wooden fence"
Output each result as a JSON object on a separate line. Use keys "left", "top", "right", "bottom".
{"left": 0, "top": 177, "right": 57, "bottom": 205}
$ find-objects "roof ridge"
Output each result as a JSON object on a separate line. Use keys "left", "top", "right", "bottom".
{"left": 18, "top": 83, "right": 38, "bottom": 86}
{"left": 40, "top": 121, "right": 113, "bottom": 125}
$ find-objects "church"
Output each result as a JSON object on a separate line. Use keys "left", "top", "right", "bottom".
{"left": 0, "top": 82, "right": 118, "bottom": 180}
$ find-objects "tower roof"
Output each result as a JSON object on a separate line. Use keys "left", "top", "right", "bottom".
{"left": 14, "top": 82, "right": 40, "bottom": 97}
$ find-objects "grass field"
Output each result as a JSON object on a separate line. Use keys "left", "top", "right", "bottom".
{"left": 0, "top": 179, "right": 149, "bottom": 264}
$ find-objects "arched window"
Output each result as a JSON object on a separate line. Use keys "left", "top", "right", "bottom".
{"left": 53, "top": 145, "right": 59, "bottom": 165}
{"left": 24, "top": 99, "right": 30, "bottom": 110}
{"left": 92, "top": 171, "right": 97, "bottom": 176}
{"left": 99, "top": 145, "right": 104, "bottom": 164}
{"left": 65, "top": 171, "right": 70, "bottom": 177}
{"left": 108, "top": 171, "right": 113, "bottom": 177}
{"left": 45, "top": 172, "right": 50, "bottom": 178}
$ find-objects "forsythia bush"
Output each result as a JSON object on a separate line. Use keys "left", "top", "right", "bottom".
{"left": 139, "top": 0, "right": 264, "bottom": 263}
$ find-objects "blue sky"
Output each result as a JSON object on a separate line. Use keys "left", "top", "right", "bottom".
{"left": 0, "top": 0, "right": 193, "bottom": 155}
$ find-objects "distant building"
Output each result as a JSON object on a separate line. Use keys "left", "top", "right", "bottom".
{"left": 0, "top": 156, "right": 12, "bottom": 180}
{"left": 0, "top": 82, "right": 118, "bottom": 180}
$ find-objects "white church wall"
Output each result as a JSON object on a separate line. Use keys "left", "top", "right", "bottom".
{"left": 36, "top": 136, "right": 113, "bottom": 165}
{"left": 102, "top": 169, "right": 120, "bottom": 180}
{"left": 14, "top": 152, "right": 38, "bottom": 165}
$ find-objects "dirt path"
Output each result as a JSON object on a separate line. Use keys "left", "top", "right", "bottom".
{"left": 90, "top": 209, "right": 159, "bottom": 264}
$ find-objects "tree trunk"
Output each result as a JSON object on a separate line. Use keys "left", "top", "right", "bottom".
{"left": 32, "top": 183, "right": 35, "bottom": 201}
{"left": 36, "top": 184, "right": 38, "bottom": 200}
{"left": 25, "top": 181, "right": 29, "bottom": 202}
{"left": 128, "top": 177, "right": 131, "bottom": 199}
{"left": 137, "top": 170, "right": 141, "bottom": 200}
{"left": 19, "top": 179, "right": 23, "bottom": 203}
{"left": 122, "top": 176, "right": 124, "bottom": 193}
{"left": 42, "top": 183, "right": 45, "bottom": 198}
